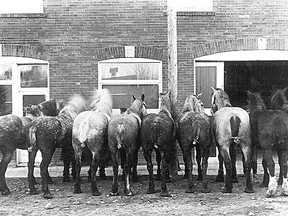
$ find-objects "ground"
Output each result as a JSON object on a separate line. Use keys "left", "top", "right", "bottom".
{"left": 1, "top": 163, "right": 288, "bottom": 216}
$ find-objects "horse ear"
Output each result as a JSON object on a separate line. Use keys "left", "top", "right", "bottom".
{"left": 141, "top": 94, "right": 145, "bottom": 101}
{"left": 132, "top": 94, "right": 136, "bottom": 100}
{"left": 196, "top": 92, "right": 202, "bottom": 99}
{"left": 211, "top": 87, "right": 216, "bottom": 93}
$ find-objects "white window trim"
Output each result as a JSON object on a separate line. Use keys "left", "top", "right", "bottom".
{"left": 98, "top": 58, "right": 162, "bottom": 114}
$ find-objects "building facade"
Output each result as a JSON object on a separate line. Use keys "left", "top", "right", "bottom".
{"left": 1, "top": 0, "right": 288, "bottom": 165}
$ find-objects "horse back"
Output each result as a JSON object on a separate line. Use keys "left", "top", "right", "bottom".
{"left": 0, "top": 114, "right": 24, "bottom": 150}
{"left": 108, "top": 113, "right": 141, "bottom": 151}
{"left": 213, "top": 107, "right": 250, "bottom": 140}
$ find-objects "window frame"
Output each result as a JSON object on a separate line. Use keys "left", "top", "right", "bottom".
{"left": 98, "top": 58, "right": 162, "bottom": 114}
{"left": 0, "top": 0, "right": 44, "bottom": 14}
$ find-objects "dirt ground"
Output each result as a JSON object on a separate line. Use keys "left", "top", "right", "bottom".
{"left": 1, "top": 163, "right": 288, "bottom": 216}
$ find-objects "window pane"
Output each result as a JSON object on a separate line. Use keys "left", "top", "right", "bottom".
{"left": 103, "top": 84, "right": 159, "bottom": 109}
{"left": 23, "top": 95, "right": 45, "bottom": 116}
{"left": 0, "top": 62, "right": 12, "bottom": 80}
{"left": 101, "top": 63, "right": 159, "bottom": 80}
{"left": 20, "top": 64, "right": 48, "bottom": 88}
{"left": 0, "top": 85, "right": 12, "bottom": 116}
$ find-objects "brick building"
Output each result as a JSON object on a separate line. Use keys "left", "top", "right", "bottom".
{"left": 1, "top": 0, "right": 288, "bottom": 166}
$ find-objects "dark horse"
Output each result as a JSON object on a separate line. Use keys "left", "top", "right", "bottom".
{"left": 270, "top": 87, "right": 288, "bottom": 112}
{"left": 211, "top": 87, "right": 254, "bottom": 193}
{"left": 72, "top": 89, "right": 112, "bottom": 196}
{"left": 247, "top": 91, "right": 288, "bottom": 197}
{"left": 108, "top": 94, "right": 147, "bottom": 196}
{"left": 0, "top": 99, "right": 63, "bottom": 195}
{"left": 141, "top": 91, "right": 176, "bottom": 197}
{"left": 177, "top": 93, "right": 212, "bottom": 193}
{"left": 27, "top": 94, "right": 87, "bottom": 199}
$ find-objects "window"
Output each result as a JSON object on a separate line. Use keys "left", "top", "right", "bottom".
{"left": 19, "top": 64, "right": 48, "bottom": 88}
{"left": 98, "top": 58, "right": 162, "bottom": 113}
{"left": 0, "top": 0, "right": 43, "bottom": 14}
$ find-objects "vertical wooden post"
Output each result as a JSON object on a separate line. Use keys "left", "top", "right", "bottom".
{"left": 167, "top": 0, "right": 179, "bottom": 178}
{"left": 167, "top": 0, "right": 178, "bottom": 119}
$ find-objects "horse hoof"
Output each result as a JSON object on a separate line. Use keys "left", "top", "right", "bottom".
{"left": 244, "top": 188, "right": 254, "bottom": 193}
{"left": 185, "top": 188, "right": 195, "bottom": 193}
{"left": 29, "top": 189, "right": 38, "bottom": 195}
{"left": 109, "top": 191, "right": 119, "bottom": 196}
{"left": 260, "top": 183, "right": 268, "bottom": 188}
{"left": 124, "top": 190, "right": 134, "bottom": 196}
{"left": 160, "top": 191, "right": 172, "bottom": 197}
{"left": 1, "top": 189, "right": 11, "bottom": 196}
{"left": 92, "top": 191, "right": 101, "bottom": 196}
{"left": 63, "top": 177, "right": 71, "bottom": 183}
{"left": 46, "top": 179, "right": 54, "bottom": 184}
{"left": 183, "top": 175, "right": 188, "bottom": 180}
{"left": 222, "top": 188, "right": 232, "bottom": 193}
{"left": 202, "top": 188, "right": 211, "bottom": 193}
{"left": 215, "top": 176, "right": 224, "bottom": 182}
{"left": 73, "top": 188, "right": 82, "bottom": 194}
{"left": 43, "top": 193, "right": 53, "bottom": 199}
{"left": 146, "top": 188, "right": 156, "bottom": 194}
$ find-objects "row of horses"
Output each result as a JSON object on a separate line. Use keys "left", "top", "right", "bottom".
{"left": 1, "top": 86, "right": 288, "bottom": 199}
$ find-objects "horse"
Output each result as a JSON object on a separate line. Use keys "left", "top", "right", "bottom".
{"left": 72, "top": 89, "right": 112, "bottom": 196}
{"left": 247, "top": 91, "right": 288, "bottom": 197}
{"left": 270, "top": 87, "right": 288, "bottom": 112}
{"left": 177, "top": 93, "right": 212, "bottom": 193}
{"left": 211, "top": 87, "right": 254, "bottom": 193}
{"left": 0, "top": 99, "right": 63, "bottom": 195}
{"left": 140, "top": 91, "right": 176, "bottom": 197}
{"left": 108, "top": 94, "right": 147, "bottom": 196}
{"left": 27, "top": 94, "right": 87, "bottom": 199}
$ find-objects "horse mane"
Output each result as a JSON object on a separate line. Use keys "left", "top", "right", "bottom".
{"left": 90, "top": 89, "right": 113, "bottom": 116}
{"left": 125, "top": 94, "right": 145, "bottom": 117}
{"left": 59, "top": 94, "right": 87, "bottom": 117}
{"left": 212, "top": 88, "right": 232, "bottom": 108}
{"left": 181, "top": 94, "right": 204, "bottom": 113}
{"left": 247, "top": 91, "right": 266, "bottom": 112}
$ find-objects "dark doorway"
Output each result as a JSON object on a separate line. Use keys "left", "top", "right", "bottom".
{"left": 224, "top": 61, "right": 288, "bottom": 109}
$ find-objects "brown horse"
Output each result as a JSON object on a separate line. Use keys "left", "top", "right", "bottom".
{"left": 27, "top": 94, "right": 87, "bottom": 199}
{"left": 72, "top": 89, "right": 112, "bottom": 196}
{"left": 177, "top": 93, "right": 212, "bottom": 193}
{"left": 211, "top": 87, "right": 253, "bottom": 193}
{"left": 108, "top": 94, "right": 147, "bottom": 196}
{"left": 248, "top": 91, "right": 288, "bottom": 197}
{"left": 141, "top": 91, "right": 177, "bottom": 197}
{"left": 0, "top": 99, "right": 63, "bottom": 195}
{"left": 270, "top": 87, "right": 288, "bottom": 112}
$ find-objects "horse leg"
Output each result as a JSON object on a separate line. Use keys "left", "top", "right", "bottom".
{"left": 196, "top": 146, "right": 203, "bottom": 181}
{"left": 160, "top": 153, "right": 171, "bottom": 197}
{"left": 73, "top": 147, "right": 82, "bottom": 194}
{"left": 279, "top": 150, "right": 288, "bottom": 196}
{"left": 220, "top": 147, "right": 233, "bottom": 193}
{"left": 215, "top": 151, "right": 225, "bottom": 182}
{"left": 123, "top": 151, "right": 133, "bottom": 196}
{"left": 0, "top": 151, "right": 13, "bottom": 195}
{"left": 263, "top": 149, "right": 277, "bottom": 197}
{"left": 120, "top": 149, "right": 126, "bottom": 181}
{"left": 62, "top": 147, "right": 72, "bottom": 182}
{"left": 261, "top": 157, "right": 269, "bottom": 187}
{"left": 240, "top": 143, "right": 254, "bottom": 193}
{"left": 183, "top": 147, "right": 194, "bottom": 193}
{"left": 28, "top": 149, "right": 38, "bottom": 194}
{"left": 278, "top": 150, "right": 284, "bottom": 186}
{"left": 201, "top": 147, "right": 211, "bottom": 193}
{"left": 251, "top": 145, "right": 258, "bottom": 177}
{"left": 40, "top": 151, "right": 54, "bottom": 199}
{"left": 90, "top": 151, "right": 101, "bottom": 196}
{"left": 131, "top": 145, "right": 139, "bottom": 182}
{"left": 110, "top": 152, "right": 119, "bottom": 196}
{"left": 155, "top": 148, "right": 162, "bottom": 181}
{"left": 230, "top": 145, "right": 238, "bottom": 183}
{"left": 143, "top": 149, "right": 156, "bottom": 194}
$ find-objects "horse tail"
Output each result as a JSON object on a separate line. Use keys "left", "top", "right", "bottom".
{"left": 230, "top": 116, "right": 241, "bottom": 144}
{"left": 116, "top": 123, "right": 125, "bottom": 149}
{"left": 78, "top": 121, "right": 89, "bottom": 145}
{"left": 28, "top": 125, "right": 37, "bottom": 152}
{"left": 150, "top": 121, "right": 161, "bottom": 149}
{"left": 191, "top": 119, "right": 201, "bottom": 164}
{"left": 272, "top": 116, "right": 288, "bottom": 145}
